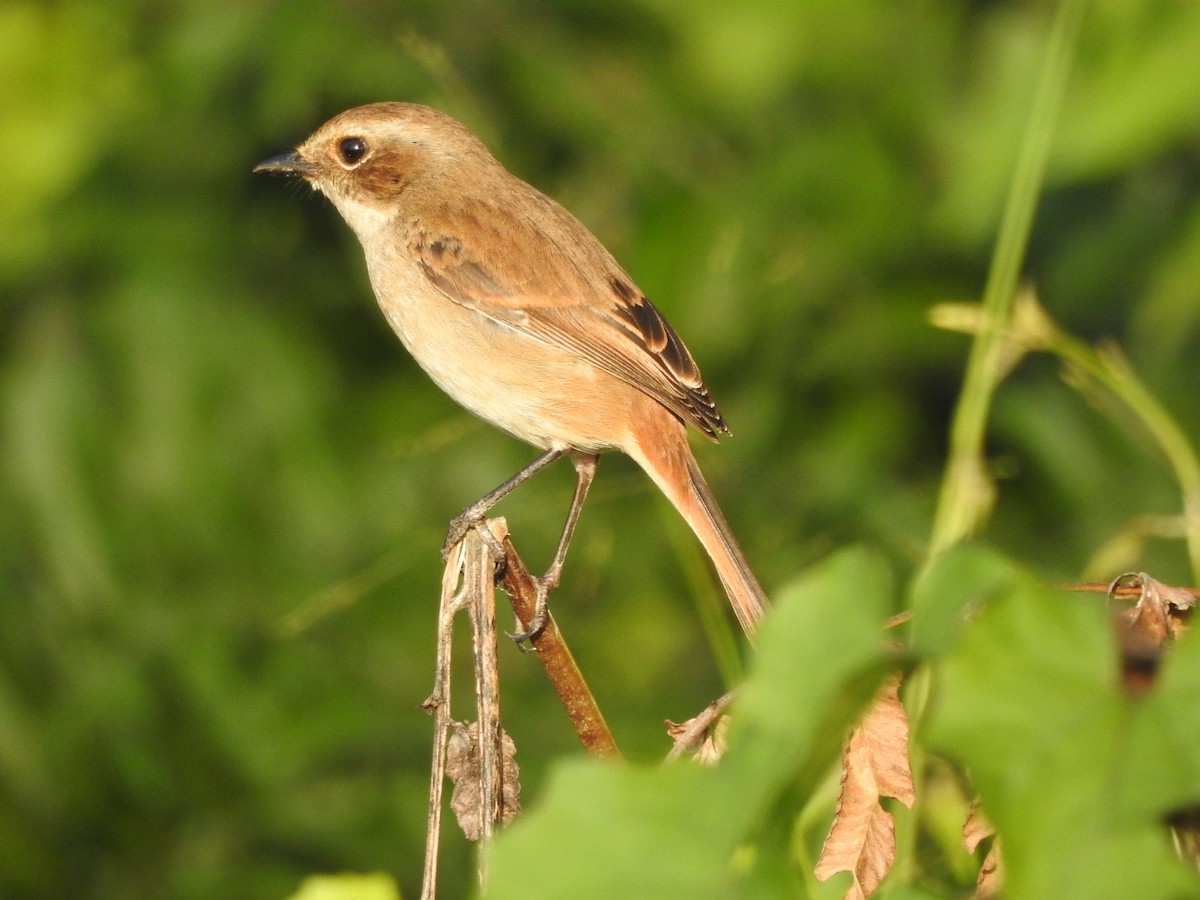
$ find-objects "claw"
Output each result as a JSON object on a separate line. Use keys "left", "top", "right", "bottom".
{"left": 441, "top": 513, "right": 477, "bottom": 560}
{"left": 507, "top": 576, "right": 552, "bottom": 647}
{"left": 441, "top": 449, "right": 596, "bottom": 649}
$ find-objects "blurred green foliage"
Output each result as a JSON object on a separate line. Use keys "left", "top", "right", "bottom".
{"left": 486, "top": 547, "right": 1200, "bottom": 899}
{"left": 2, "top": 0, "right": 1200, "bottom": 897}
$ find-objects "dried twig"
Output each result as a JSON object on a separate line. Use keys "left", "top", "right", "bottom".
{"left": 420, "top": 519, "right": 620, "bottom": 898}
{"left": 497, "top": 534, "right": 620, "bottom": 759}
{"left": 419, "top": 538, "right": 471, "bottom": 900}
{"left": 420, "top": 521, "right": 521, "bottom": 897}
{"left": 1062, "top": 579, "right": 1200, "bottom": 601}
{"left": 465, "top": 522, "right": 504, "bottom": 883}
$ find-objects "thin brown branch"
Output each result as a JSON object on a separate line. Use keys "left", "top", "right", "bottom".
{"left": 497, "top": 532, "right": 621, "bottom": 759}
{"left": 1061, "top": 580, "right": 1200, "bottom": 600}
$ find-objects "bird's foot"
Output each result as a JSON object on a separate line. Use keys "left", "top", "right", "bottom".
{"left": 507, "top": 561, "right": 563, "bottom": 648}
{"left": 441, "top": 511, "right": 479, "bottom": 560}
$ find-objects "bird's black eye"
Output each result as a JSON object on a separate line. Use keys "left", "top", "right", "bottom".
{"left": 338, "top": 137, "right": 368, "bottom": 165}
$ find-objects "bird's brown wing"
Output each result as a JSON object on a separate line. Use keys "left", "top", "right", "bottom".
{"left": 410, "top": 194, "right": 728, "bottom": 439}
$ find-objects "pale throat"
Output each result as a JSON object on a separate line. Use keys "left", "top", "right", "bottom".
{"left": 314, "top": 183, "right": 396, "bottom": 240}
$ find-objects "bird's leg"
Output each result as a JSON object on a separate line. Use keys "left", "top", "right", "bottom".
{"left": 539, "top": 452, "right": 599, "bottom": 594}
{"left": 442, "top": 449, "right": 568, "bottom": 559}
{"left": 511, "top": 452, "right": 599, "bottom": 642}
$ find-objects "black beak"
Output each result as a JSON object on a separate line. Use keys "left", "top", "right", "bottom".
{"left": 253, "top": 150, "right": 315, "bottom": 176}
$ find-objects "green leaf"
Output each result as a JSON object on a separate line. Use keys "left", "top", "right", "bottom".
{"left": 729, "top": 546, "right": 897, "bottom": 807}
{"left": 1113, "top": 625, "right": 1200, "bottom": 824}
{"left": 485, "top": 547, "right": 894, "bottom": 898}
{"left": 910, "top": 543, "right": 1024, "bottom": 659}
{"left": 927, "top": 577, "right": 1196, "bottom": 898}
{"left": 286, "top": 872, "right": 401, "bottom": 900}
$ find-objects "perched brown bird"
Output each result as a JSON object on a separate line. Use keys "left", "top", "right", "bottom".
{"left": 255, "top": 102, "right": 768, "bottom": 635}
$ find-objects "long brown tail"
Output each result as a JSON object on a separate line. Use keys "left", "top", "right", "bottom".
{"left": 628, "top": 417, "right": 769, "bottom": 636}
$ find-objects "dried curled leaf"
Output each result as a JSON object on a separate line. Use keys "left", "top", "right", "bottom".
{"left": 1110, "top": 572, "right": 1195, "bottom": 693}
{"left": 665, "top": 693, "right": 735, "bottom": 765}
{"left": 445, "top": 720, "right": 521, "bottom": 840}
{"left": 962, "top": 796, "right": 1003, "bottom": 894}
{"left": 962, "top": 798, "right": 995, "bottom": 853}
{"left": 977, "top": 840, "right": 1004, "bottom": 898}
{"left": 815, "top": 674, "right": 915, "bottom": 898}
{"left": 666, "top": 713, "right": 729, "bottom": 766}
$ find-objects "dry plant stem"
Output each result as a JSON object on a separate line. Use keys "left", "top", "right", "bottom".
{"left": 420, "top": 541, "right": 471, "bottom": 900}
{"left": 665, "top": 691, "right": 736, "bottom": 763}
{"left": 498, "top": 534, "right": 621, "bottom": 759}
{"left": 420, "top": 517, "right": 617, "bottom": 899}
{"left": 465, "top": 525, "right": 504, "bottom": 886}
{"left": 1063, "top": 581, "right": 1200, "bottom": 601}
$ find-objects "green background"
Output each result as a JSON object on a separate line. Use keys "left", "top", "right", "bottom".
{"left": 3, "top": 1, "right": 1199, "bottom": 897}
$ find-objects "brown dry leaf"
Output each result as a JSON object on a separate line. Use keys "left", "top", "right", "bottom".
{"left": 962, "top": 798, "right": 995, "bottom": 853}
{"left": 664, "top": 692, "right": 736, "bottom": 764}
{"left": 963, "top": 798, "right": 1002, "bottom": 895}
{"left": 976, "top": 839, "right": 1004, "bottom": 898}
{"left": 445, "top": 720, "right": 521, "bottom": 840}
{"left": 963, "top": 798, "right": 1004, "bottom": 895}
{"left": 815, "top": 674, "right": 915, "bottom": 898}
{"left": 1110, "top": 572, "right": 1195, "bottom": 693}
{"left": 666, "top": 712, "right": 730, "bottom": 765}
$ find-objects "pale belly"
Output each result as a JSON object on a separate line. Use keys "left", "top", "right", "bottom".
{"left": 375, "top": 281, "right": 639, "bottom": 454}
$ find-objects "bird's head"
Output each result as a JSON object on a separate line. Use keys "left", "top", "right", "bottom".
{"left": 254, "top": 102, "right": 493, "bottom": 235}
